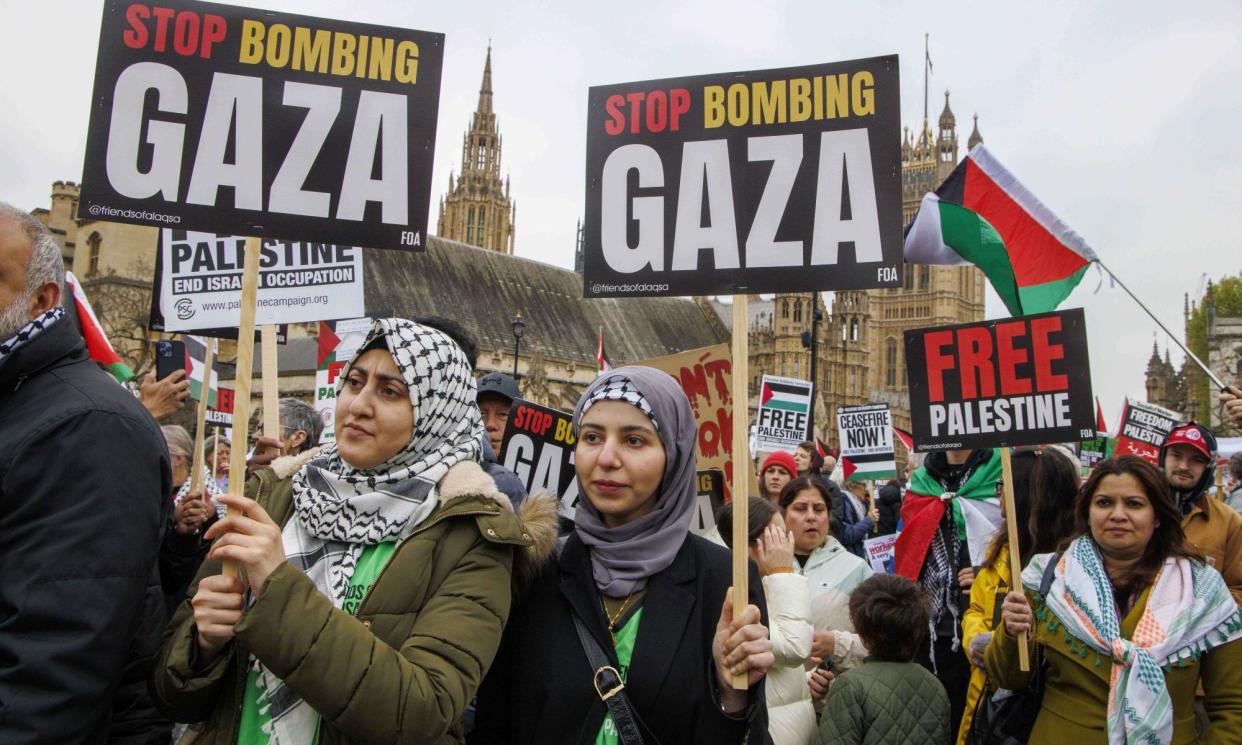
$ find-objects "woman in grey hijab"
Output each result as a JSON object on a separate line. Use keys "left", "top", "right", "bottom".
{"left": 470, "top": 366, "right": 774, "bottom": 745}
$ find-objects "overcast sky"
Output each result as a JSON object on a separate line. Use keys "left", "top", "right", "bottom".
{"left": 3, "top": 0, "right": 1239, "bottom": 425}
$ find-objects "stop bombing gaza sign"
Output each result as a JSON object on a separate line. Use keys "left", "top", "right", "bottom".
{"left": 79, "top": 0, "right": 443, "bottom": 250}
{"left": 582, "top": 55, "right": 902, "bottom": 297}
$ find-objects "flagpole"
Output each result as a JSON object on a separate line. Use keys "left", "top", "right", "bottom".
{"left": 188, "top": 337, "right": 215, "bottom": 499}
{"left": 1097, "top": 261, "right": 1225, "bottom": 390}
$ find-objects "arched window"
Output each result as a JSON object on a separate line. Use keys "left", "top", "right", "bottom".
{"left": 780, "top": 359, "right": 786, "bottom": 376}
{"left": 782, "top": 300, "right": 789, "bottom": 319}
{"left": 466, "top": 207, "right": 475, "bottom": 243}
{"left": 477, "top": 207, "right": 486, "bottom": 244}
{"left": 904, "top": 263, "right": 914, "bottom": 290}
{"left": 849, "top": 319, "right": 858, "bottom": 341}
{"left": 86, "top": 232, "right": 101, "bottom": 277}
{"left": 919, "top": 265, "right": 930, "bottom": 289}
{"left": 793, "top": 300, "right": 802, "bottom": 323}
{"left": 886, "top": 338, "right": 898, "bottom": 387}
{"left": 792, "top": 359, "right": 799, "bottom": 376}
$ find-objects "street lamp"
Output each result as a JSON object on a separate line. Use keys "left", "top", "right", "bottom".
{"left": 511, "top": 311, "right": 526, "bottom": 378}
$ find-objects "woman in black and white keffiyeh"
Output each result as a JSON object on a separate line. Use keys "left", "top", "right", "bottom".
{"left": 154, "top": 318, "right": 558, "bottom": 745}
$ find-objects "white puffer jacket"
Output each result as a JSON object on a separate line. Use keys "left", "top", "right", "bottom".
{"left": 799, "top": 536, "right": 873, "bottom": 673}
{"left": 761, "top": 572, "right": 817, "bottom": 745}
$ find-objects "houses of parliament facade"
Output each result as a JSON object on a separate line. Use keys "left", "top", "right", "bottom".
{"left": 30, "top": 48, "right": 988, "bottom": 449}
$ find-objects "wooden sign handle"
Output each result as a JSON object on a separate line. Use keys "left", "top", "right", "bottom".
{"left": 730, "top": 295, "right": 750, "bottom": 691}
{"left": 222, "top": 237, "right": 263, "bottom": 579}
{"left": 187, "top": 337, "right": 215, "bottom": 498}
{"left": 261, "top": 324, "right": 281, "bottom": 454}
{"left": 999, "top": 446, "right": 1030, "bottom": 671}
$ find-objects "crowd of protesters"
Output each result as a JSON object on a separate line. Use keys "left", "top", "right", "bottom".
{"left": 6, "top": 203, "right": 1242, "bottom": 745}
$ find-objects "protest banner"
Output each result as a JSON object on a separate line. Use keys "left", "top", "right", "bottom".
{"left": 500, "top": 400, "right": 579, "bottom": 520}
{"left": 1079, "top": 435, "right": 1110, "bottom": 470}
{"left": 754, "top": 375, "right": 814, "bottom": 453}
{"left": 582, "top": 55, "right": 902, "bottom": 298}
{"left": 313, "top": 317, "right": 374, "bottom": 443}
{"left": 149, "top": 229, "right": 365, "bottom": 331}
{"left": 837, "top": 403, "right": 896, "bottom": 483}
{"left": 691, "top": 470, "right": 726, "bottom": 537}
{"left": 206, "top": 387, "right": 233, "bottom": 426}
{"left": 80, "top": 0, "right": 443, "bottom": 250}
{"left": 1114, "top": 399, "right": 1179, "bottom": 464}
{"left": 904, "top": 308, "right": 1094, "bottom": 452}
{"left": 634, "top": 344, "right": 735, "bottom": 500}
{"left": 863, "top": 533, "right": 896, "bottom": 574}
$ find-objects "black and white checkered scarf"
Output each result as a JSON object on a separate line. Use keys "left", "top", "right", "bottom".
{"left": 0, "top": 307, "right": 62, "bottom": 369}
{"left": 255, "top": 318, "right": 483, "bottom": 743}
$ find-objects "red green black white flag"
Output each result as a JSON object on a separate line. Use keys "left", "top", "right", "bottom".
{"left": 904, "top": 145, "right": 1097, "bottom": 316}
{"left": 65, "top": 271, "right": 134, "bottom": 383}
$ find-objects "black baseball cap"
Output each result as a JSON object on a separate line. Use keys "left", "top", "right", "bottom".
{"left": 477, "top": 372, "right": 520, "bottom": 403}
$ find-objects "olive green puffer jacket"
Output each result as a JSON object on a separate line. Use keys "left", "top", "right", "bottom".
{"left": 153, "top": 452, "right": 559, "bottom": 745}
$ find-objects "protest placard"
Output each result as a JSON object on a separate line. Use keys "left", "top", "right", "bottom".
{"left": 837, "top": 403, "right": 896, "bottom": 482}
{"left": 1114, "top": 399, "right": 1179, "bottom": 464}
{"left": 313, "top": 317, "right": 374, "bottom": 443}
{"left": 206, "top": 387, "right": 233, "bottom": 426}
{"left": 634, "top": 344, "right": 735, "bottom": 500}
{"left": 582, "top": 55, "right": 901, "bottom": 297}
{"left": 500, "top": 400, "right": 579, "bottom": 520}
{"left": 80, "top": 0, "right": 443, "bottom": 250}
{"left": 1079, "top": 435, "right": 1110, "bottom": 469}
{"left": 904, "top": 308, "right": 1094, "bottom": 451}
{"left": 150, "top": 229, "right": 365, "bottom": 331}
{"left": 691, "top": 470, "right": 726, "bottom": 537}
{"left": 863, "top": 533, "right": 897, "bottom": 574}
{"left": 754, "top": 375, "right": 813, "bottom": 453}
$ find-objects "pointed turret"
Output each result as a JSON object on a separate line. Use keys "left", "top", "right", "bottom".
{"left": 477, "top": 44, "right": 493, "bottom": 116}
{"left": 967, "top": 113, "right": 983, "bottom": 150}
{"left": 938, "top": 90, "right": 956, "bottom": 132}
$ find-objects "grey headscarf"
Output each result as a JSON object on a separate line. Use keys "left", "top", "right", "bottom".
{"left": 572, "top": 366, "right": 698, "bottom": 596}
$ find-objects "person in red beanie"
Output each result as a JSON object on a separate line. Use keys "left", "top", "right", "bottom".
{"left": 1160, "top": 422, "right": 1242, "bottom": 605}
{"left": 759, "top": 452, "right": 798, "bottom": 506}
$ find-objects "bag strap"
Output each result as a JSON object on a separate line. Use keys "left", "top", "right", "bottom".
{"left": 1039, "top": 552, "right": 1061, "bottom": 598}
{"left": 570, "top": 610, "right": 648, "bottom": 745}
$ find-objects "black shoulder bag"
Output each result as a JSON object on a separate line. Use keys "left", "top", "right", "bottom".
{"left": 570, "top": 612, "right": 663, "bottom": 745}
{"left": 966, "top": 553, "right": 1059, "bottom": 745}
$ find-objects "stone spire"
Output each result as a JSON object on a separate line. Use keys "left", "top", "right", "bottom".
{"left": 477, "top": 44, "right": 493, "bottom": 117}
{"left": 967, "top": 113, "right": 983, "bottom": 150}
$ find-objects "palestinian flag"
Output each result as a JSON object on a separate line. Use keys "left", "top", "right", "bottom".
{"left": 759, "top": 377, "right": 811, "bottom": 414}
{"left": 904, "top": 145, "right": 1098, "bottom": 316}
{"left": 893, "top": 449, "right": 1003, "bottom": 580}
{"left": 65, "top": 271, "right": 134, "bottom": 383}
{"left": 892, "top": 426, "right": 914, "bottom": 453}
{"left": 597, "top": 327, "right": 613, "bottom": 377}
{"left": 841, "top": 452, "right": 897, "bottom": 483}
{"left": 184, "top": 335, "right": 217, "bottom": 407}
{"left": 1095, "top": 397, "right": 1109, "bottom": 436}
{"left": 815, "top": 438, "right": 836, "bottom": 460}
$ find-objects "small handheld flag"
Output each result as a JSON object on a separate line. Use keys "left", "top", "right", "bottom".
{"left": 65, "top": 271, "right": 134, "bottom": 383}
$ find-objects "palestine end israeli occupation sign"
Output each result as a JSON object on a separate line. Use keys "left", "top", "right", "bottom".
{"left": 500, "top": 400, "right": 579, "bottom": 520}
{"left": 151, "top": 229, "right": 364, "bottom": 331}
{"left": 905, "top": 308, "right": 1093, "bottom": 451}
{"left": 1114, "top": 399, "right": 1179, "bottom": 464}
{"left": 583, "top": 55, "right": 901, "bottom": 297}
{"left": 80, "top": 0, "right": 443, "bottom": 249}
{"left": 755, "top": 375, "right": 813, "bottom": 452}
{"left": 837, "top": 403, "right": 896, "bottom": 482}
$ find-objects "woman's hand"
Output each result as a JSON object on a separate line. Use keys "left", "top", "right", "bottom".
{"left": 807, "top": 659, "right": 835, "bottom": 701}
{"left": 713, "top": 588, "right": 774, "bottom": 713}
{"left": 1001, "top": 591, "right": 1033, "bottom": 638}
{"left": 755, "top": 524, "right": 795, "bottom": 576}
{"left": 957, "top": 566, "right": 976, "bottom": 592}
{"left": 205, "top": 494, "right": 286, "bottom": 597}
{"left": 811, "top": 629, "right": 835, "bottom": 661}
{"left": 174, "top": 491, "right": 211, "bottom": 535}
{"left": 192, "top": 574, "right": 245, "bottom": 660}
{"left": 969, "top": 631, "right": 992, "bottom": 668}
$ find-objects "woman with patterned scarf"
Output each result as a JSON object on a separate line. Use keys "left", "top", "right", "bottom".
{"left": 987, "top": 456, "right": 1242, "bottom": 744}
{"left": 153, "top": 318, "right": 559, "bottom": 745}
{"left": 470, "top": 366, "right": 775, "bottom": 745}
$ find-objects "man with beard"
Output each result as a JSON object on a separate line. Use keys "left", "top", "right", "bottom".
{"left": 0, "top": 203, "right": 170, "bottom": 743}
{"left": 1160, "top": 422, "right": 1242, "bottom": 605}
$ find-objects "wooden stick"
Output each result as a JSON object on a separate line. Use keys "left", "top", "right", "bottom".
{"left": 261, "top": 324, "right": 281, "bottom": 453}
{"left": 730, "top": 295, "right": 750, "bottom": 691}
{"left": 223, "top": 237, "right": 263, "bottom": 578}
{"left": 187, "top": 337, "right": 215, "bottom": 498}
{"left": 211, "top": 425, "right": 220, "bottom": 484}
{"left": 999, "top": 446, "right": 1030, "bottom": 671}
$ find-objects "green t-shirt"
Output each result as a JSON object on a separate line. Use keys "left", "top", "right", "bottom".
{"left": 594, "top": 607, "right": 644, "bottom": 745}
{"left": 236, "top": 541, "right": 399, "bottom": 745}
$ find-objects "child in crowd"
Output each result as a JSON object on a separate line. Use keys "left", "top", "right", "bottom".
{"left": 817, "top": 574, "right": 950, "bottom": 745}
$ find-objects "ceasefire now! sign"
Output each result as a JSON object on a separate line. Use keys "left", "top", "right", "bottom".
{"left": 80, "top": 0, "right": 443, "bottom": 249}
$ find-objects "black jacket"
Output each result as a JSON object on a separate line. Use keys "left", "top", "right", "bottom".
{"left": 0, "top": 315, "right": 171, "bottom": 744}
{"left": 877, "top": 480, "right": 903, "bottom": 536}
{"left": 469, "top": 532, "right": 769, "bottom": 745}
